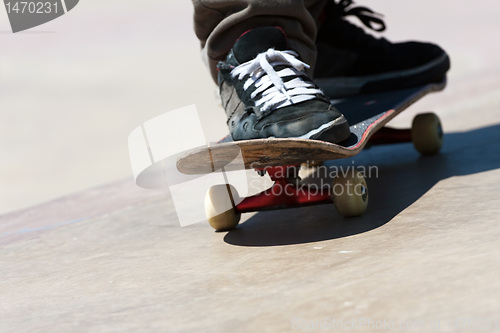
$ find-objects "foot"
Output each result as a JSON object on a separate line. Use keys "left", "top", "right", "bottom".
{"left": 218, "top": 27, "right": 350, "bottom": 143}
{"left": 314, "top": 0, "right": 451, "bottom": 98}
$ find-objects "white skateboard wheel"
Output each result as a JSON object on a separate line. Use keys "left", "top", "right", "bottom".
{"left": 205, "top": 184, "right": 241, "bottom": 231}
{"left": 411, "top": 113, "right": 443, "bottom": 155}
{"left": 332, "top": 171, "right": 368, "bottom": 217}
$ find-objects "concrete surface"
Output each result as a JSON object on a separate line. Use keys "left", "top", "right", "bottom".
{"left": 1, "top": 1, "right": 500, "bottom": 332}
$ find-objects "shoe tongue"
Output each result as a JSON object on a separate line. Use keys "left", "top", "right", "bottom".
{"left": 232, "top": 27, "right": 288, "bottom": 63}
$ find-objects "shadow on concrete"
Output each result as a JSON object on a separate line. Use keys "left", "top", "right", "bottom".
{"left": 224, "top": 123, "right": 500, "bottom": 246}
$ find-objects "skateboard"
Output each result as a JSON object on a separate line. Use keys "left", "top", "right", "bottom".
{"left": 177, "top": 79, "right": 446, "bottom": 231}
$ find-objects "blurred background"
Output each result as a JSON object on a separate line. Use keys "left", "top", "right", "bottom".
{"left": 1, "top": 0, "right": 499, "bottom": 215}
{"left": 0, "top": 0, "right": 226, "bottom": 215}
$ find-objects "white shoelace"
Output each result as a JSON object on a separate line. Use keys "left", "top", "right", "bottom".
{"left": 231, "top": 49, "right": 325, "bottom": 116}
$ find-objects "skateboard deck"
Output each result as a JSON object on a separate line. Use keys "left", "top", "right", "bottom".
{"left": 177, "top": 79, "right": 446, "bottom": 175}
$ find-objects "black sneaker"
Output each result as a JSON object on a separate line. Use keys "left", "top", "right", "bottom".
{"left": 217, "top": 27, "right": 350, "bottom": 143}
{"left": 314, "top": 0, "right": 451, "bottom": 98}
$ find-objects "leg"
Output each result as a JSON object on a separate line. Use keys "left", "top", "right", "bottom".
{"left": 192, "top": 0, "right": 328, "bottom": 82}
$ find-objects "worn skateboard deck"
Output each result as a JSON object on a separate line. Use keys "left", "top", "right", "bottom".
{"left": 177, "top": 80, "right": 446, "bottom": 175}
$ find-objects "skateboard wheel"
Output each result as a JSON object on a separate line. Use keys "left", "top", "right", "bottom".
{"left": 411, "top": 113, "right": 443, "bottom": 155}
{"left": 332, "top": 171, "right": 368, "bottom": 217}
{"left": 205, "top": 184, "right": 241, "bottom": 232}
